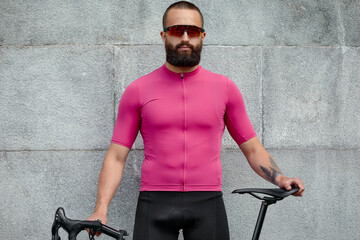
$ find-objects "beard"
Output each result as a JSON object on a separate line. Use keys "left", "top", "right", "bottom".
{"left": 165, "top": 40, "right": 202, "bottom": 67}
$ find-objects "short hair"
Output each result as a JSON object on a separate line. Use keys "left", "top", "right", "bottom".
{"left": 162, "top": 1, "right": 204, "bottom": 28}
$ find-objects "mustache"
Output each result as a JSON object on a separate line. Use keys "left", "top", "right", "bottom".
{"left": 176, "top": 43, "right": 195, "bottom": 50}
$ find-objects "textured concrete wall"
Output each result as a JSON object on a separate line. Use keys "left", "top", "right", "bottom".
{"left": 1, "top": 0, "right": 359, "bottom": 239}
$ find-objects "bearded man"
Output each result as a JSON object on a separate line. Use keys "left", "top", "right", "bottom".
{"left": 88, "top": 1, "right": 304, "bottom": 240}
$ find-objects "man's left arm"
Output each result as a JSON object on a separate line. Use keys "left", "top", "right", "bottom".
{"left": 239, "top": 136, "right": 304, "bottom": 196}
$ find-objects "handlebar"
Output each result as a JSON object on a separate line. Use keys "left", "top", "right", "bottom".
{"left": 51, "top": 207, "right": 128, "bottom": 240}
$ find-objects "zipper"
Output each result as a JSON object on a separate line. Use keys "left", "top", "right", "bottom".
{"left": 181, "top": 72, "right": 186, "bottom": 191}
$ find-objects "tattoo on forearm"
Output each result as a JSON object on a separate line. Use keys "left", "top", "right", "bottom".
{"left": 260, "top": 156, "right": 283, "bottom": 184}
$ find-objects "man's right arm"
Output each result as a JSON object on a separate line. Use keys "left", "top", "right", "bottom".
{"left": 87, "top": 143, "right": 130, "bottom": 226}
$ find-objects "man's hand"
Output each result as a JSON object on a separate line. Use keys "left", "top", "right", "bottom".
{"left": 86, "top": 212, "right": 108, "bottom": 236}
{"left": 275, "top": 175, "right": 304, "bottom": 196}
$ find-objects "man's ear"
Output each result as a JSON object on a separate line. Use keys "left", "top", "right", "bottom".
{"left": 201, "top": 32, "right": 206, "bottom": 41}
{"left": 160, "top": 31, "right": 166, "bottom": 43}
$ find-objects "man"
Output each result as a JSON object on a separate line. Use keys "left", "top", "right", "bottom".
{"left": 88, "top": 1, "right": 304, "bottom": 239}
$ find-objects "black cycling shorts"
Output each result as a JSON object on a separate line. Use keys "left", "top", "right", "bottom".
{"left": 133, "top": 191, "right": 230, "bottom": 240}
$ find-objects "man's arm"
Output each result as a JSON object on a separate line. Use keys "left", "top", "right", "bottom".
{"left": 87, "top": 143, "right": 130, "bottom": 226}
{"left": 239, "top": 137, "right": 304, "bottom": 196}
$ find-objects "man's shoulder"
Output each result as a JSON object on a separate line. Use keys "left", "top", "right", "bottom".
{"left": 199, "top": 66, "right": 231, "bottom": 82}
{"left": 141, "top": 66, "right": 164, "bottom": 78}
{"left": 127, "top": 66, "right": 163, "bottom": 87}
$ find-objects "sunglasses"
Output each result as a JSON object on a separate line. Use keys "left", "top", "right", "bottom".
{"left": 163, "top": 25, "right": 205, "bottom": 38}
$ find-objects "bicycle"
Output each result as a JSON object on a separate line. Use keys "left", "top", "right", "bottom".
{"left": 232, "top": 187, "right": 299, "bottom": 240}
{"left": 52, "top": 187, "right": 297, "bottom": 240}
{"left": 51, "top": 207, "right": 128, "bottom": 240}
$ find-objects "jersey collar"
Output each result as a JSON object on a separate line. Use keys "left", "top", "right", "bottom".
{"left": 161, "top": 64, "right": 202, "bottom": 78}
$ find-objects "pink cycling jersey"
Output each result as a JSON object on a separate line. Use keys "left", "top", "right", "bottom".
{"left": 111, "top": 64, "right": 256, "bottom": 191}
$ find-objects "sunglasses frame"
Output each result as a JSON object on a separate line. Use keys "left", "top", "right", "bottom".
{"left": 163, "top": 25, "right": 205, "bottom": 37}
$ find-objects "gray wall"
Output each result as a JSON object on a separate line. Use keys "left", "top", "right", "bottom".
{"left": 1, "top": 0, "right": 359, "bottom": 239}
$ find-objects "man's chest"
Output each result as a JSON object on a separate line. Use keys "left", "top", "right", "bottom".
{"left": 139, "top": 80, "right": 226, "bottom": 131}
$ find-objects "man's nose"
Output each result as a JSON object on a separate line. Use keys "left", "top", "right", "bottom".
{"left": 180, "top": 30, "right": 190, "bottom": 42}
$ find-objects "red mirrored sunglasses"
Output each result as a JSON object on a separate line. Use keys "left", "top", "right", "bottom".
{"left": 163, "top": 25, "right": 205, "bottom": 38}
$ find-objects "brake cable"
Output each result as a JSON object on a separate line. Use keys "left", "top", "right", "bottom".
{"left": 88, "top": 230, "right": 96, "bottom": 240}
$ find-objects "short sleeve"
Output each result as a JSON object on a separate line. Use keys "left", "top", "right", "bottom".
{"left": 111, "top": 83, "right": 141, "bottom": 149}
{"left": 225, "top": 79, "right": 257, "bottom": 146}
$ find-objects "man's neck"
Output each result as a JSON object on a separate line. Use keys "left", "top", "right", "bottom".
{"left": 165, "top": 62, "right": 199, "bottom": 73}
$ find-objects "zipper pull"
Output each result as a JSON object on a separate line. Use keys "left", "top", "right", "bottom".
{"left": 181, "top": 73, "right": 184, "bottom": 79}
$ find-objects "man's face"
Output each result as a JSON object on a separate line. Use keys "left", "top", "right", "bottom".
{"left": 161, "top": 8, "right": 206, "bottom": 67}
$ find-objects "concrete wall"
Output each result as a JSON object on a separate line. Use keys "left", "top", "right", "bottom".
{"left": 1, "top": 0, "right": 359, "bottom": 239}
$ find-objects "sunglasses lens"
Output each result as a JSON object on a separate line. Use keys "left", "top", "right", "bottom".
{"left": 168, "top": 26, "right": 186, "bottom": 37}
{"left": 168, "top": 25, "right": 202, "bottom": 37}
{"left": 186, "top": 26, "right": 201, "bottom": 37}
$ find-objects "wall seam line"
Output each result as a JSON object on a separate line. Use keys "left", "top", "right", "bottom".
{"left": 1, "top": 44, "right": 360, "bottom": 48}
{"left": 112, "top": 45, "right": 116, "bottom": 130}
{"left": 335, "top": 1, "right": 346, "bottom": 46}
{"left": 260, "top": 46, "right": 265, "bottom": 146}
